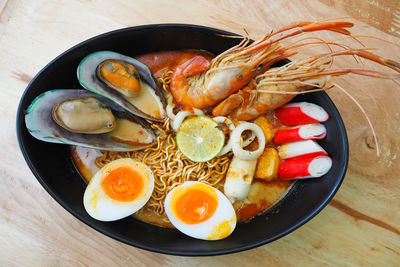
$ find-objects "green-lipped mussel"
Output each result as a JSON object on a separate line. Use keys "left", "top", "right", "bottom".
{"left": 25, "top": 89, "right": 156, "bottom": 151}
{"left": 78, "top": 51, "right": 166, "bottom": 121}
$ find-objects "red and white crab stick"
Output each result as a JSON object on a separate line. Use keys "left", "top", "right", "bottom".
{"left": 278, "top": 140, "right": 327, "bottom": 160}
{"left": 278, "top": 155, "right": 332, "bottom": 180}
{"left": 275, "top": 102, "right": 329, "bottom": 126}
{"left": 273, "top": 123, "right": 327, "bottom": 145}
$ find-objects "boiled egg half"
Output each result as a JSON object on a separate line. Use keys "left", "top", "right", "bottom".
{"left": 83, "top": 158, "right": 154, "bottom": 221}
{"left": 165, "top": 181, "right": 236, "bottom": 240}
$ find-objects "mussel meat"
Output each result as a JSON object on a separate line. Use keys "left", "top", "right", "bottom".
{"left": 97, "top": 60, "right": 141, "bottom": 98}
{"left": 52, "top": 97, "right": 116, "bottom": 134}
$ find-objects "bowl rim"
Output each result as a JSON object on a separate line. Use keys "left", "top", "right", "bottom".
{"left": 16, "top": 23, "right": 349, "bottom": 256}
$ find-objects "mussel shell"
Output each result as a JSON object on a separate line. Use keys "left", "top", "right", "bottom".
{"left": 25, "top": 89, "right": 156, "bottom": 151}
{"left": 77, "top": 51, "right": 166, "bottom": 121}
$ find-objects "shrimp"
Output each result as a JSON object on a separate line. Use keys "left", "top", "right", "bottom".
{"left": 170, "top": 20, "right": 355, "bottom": 109}
{"left": 212, "top": 49, "right": 400, "bottom": 120}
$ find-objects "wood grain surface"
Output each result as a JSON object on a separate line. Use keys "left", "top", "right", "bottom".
{"left": 1, "top": 0, "right": 400, "bottom": 266}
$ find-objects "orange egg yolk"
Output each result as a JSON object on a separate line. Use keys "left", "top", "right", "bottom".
{"left": 173, "top": 186, "right": 218, "bottom": 224}
{"left": 101, "top": 166, "right": 144, "bottom": 202}
{"left": 100, "top": 60, "right": 141, "bottom": 92}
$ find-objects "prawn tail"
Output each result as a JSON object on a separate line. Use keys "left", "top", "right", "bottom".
{"left": 181, "top": 56, "right": 211, "bottom": 76}
{"left": 212, "top": 82, "right": 257, "bottom": 117}
{"left": 212, "top": 94, "right": 244, "bottom": 117}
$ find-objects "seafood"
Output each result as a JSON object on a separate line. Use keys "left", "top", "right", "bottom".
{"left": 170, "top": 20, "right": 355, "bottom": 109}
{"left": 273, "top": 123, "right": 327, "bottom": 145}
{"left": 278, "top": 155, "right": 332, "bottom": 180}
{"left": 97, "top": 60, "right": 142, "bottom": 98}
{"left": 78, "top": 51, "right": 166, "bottom": 121}
{"left": 25, "top": 89, "right": 156, "bottom": 151}
{"left": 213, "top": 49, "right": 400, "bottom": 120}
{"left": 275, "top": 102, "right": 329, "bottom": 126}
{"left": 52, "top": 97, "right": 116, "bottom": 134}
{"left": 278, "top": 140, "right": 327, "bottom": 160}
{"left": 224, "top": 156, "right": 257, "bottom": 201}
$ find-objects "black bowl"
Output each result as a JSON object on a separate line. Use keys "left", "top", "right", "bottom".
{"left": 16, "top": 24, "right": 348, "bottom": 256}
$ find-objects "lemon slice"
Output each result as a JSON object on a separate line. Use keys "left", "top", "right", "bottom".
{"left": 176, "top": 116, "right": 225, "bottom": 162}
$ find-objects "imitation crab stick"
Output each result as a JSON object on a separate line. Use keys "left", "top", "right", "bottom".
{"left": 278, "top": 140, "right": 327, "bottom": 160}
{"left": 273, "top": 123, "right": 327, "bottom": 145}
{"left": 278, "top": 155, "right": 332, "bottom": 180}
{"left": 275, "top": 102, "right": 329, "bottom": 126}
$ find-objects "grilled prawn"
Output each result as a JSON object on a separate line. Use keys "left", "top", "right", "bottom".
{"left": 212, "top": 49, "right": 400, "bottom": 120}
{"left": 170, "top": 20, "right": 355, "bottom": 109}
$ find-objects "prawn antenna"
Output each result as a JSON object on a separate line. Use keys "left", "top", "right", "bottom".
{"left": 332, "top": 81, "right": 380, "bottom": 157}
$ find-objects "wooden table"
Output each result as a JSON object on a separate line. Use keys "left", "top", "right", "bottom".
{"left": 1, "top": 0, "right": 399, "bottom": 265}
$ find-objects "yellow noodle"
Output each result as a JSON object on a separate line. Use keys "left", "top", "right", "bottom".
{"left": 94, "top": 73, "right": 231, "bottom": 219}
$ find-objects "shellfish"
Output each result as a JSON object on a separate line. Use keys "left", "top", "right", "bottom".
{"left": 78, "top": 51, "right": 166, "bottom": 121}
{"left": 52, "top": 97, "right": 116, "bottom": 134}
{"left": 25, "top": 89, "right": 156, "bottom": 151}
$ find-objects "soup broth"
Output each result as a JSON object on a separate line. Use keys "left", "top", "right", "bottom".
{"left": 71, "top": 50, "right": 293, "bottom": 228}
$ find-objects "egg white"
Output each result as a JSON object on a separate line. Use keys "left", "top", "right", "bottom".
{"left": 164, "top": 181, "right": 237, "bottom": 240}
{"left": 83, "top": 158, "right": 154, "bottom": 221}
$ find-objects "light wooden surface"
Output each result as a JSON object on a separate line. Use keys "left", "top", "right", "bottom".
{"left": 1, "top": 0, "right": 400, "bottom": 265}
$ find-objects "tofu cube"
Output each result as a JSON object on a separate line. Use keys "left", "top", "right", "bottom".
{"left": 254, "top": 115, "right": 277, "bottom": 144}
{"left": 255, "top": 147, "right": 279, "bottom": 181}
